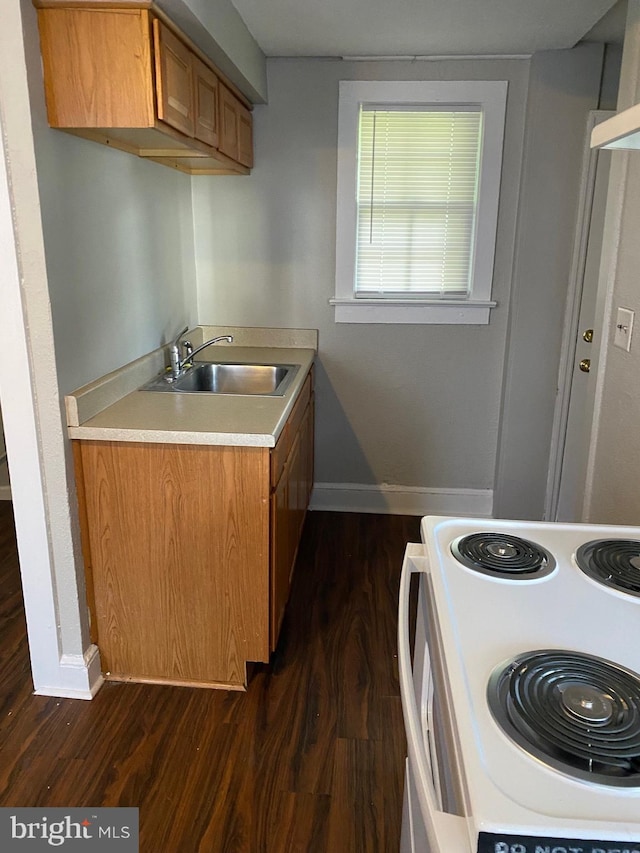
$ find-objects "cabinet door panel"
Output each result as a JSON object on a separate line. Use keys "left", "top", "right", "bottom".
{"left": 37, "top": 8, "right": 156, "bottom": 128}
{"left": 237, "top": 102, "right": 253, "bottom": 167}
{"left": 270, "top": 469, "right": 289, "bottom": 651}
{"left": 153, "top": 19, "right": 194, "bottom": 137}
{"left": 218, "top": 84, "right": 239, "bottom": 161}
{"left": 303, "top": 398, "right": 315, "bottom": 509}
{"left": 79, "top": 441, "right": 270, "bottom": 686}
{"left": 289, "top": 429, "right": 305, "bottom": 542}
{"left": 193, "top": 56, "right": 219, "bottom": 148}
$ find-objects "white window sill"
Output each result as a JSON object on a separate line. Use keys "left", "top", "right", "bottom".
{"left": 329, "top": 297, "right": 497, "bottom": 324}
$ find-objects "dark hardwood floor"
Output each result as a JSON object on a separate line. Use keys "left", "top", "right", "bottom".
{"left": 0, "top": 500, "right": 419, "bottom": 852}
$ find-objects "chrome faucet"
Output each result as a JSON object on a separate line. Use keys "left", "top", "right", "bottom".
{"left": 167, "top": 327, "right": 234, "bottom": 381}
{"left": 178, "top": 335, "right": 234, "bottom": 371}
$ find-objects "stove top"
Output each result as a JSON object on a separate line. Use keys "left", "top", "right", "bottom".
{"left": 420, "top": 515, "right": 640, "bottom": 838}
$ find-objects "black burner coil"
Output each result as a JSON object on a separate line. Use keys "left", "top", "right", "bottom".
{"left": 576, "top": 539, "right": 640, "bottom": 597}
{"left": 488, "top": 650, "right": 640, "bottom": 786}
{"left": 451, "top": 532, "right": 554, "bottom": 579}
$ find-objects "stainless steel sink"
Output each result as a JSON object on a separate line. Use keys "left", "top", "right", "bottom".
{"left": 142, "top": 362, "right": 299, "bottom": 396}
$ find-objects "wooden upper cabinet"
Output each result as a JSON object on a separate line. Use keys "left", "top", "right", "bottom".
{"left": 153, "top": 19, "right": 194, "bottom": 138}
{"left": 37, "top": 7, "right": 156, "bottom": 128}
{"left": 34, "top": 2, "right": 253, "bottom": 175}
{"left": 193, "top": 56, "right": 219, "bottom": 149}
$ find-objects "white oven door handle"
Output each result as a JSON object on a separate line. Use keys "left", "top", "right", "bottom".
{"left": 398, "top": 546, "right": 469, "bottom": 852}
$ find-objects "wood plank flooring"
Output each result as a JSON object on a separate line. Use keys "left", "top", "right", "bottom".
{"left": 0, "top": 501, "right": 419, "bottom": 852}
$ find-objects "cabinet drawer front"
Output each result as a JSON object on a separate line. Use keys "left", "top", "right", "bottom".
{"left": 287, "top": 371, "right": 312, "bottom": 441}
{"left": 271, "top": 425, "right": 290, "bottom": 487}
{"left": 153, "top": 19, "right": 194, "bottom": 137}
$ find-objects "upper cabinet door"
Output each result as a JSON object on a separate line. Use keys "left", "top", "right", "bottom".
{"left": 237, "top": 101, "right": 253, "bottom": 168}
{"left": 193, "top": 56, "right": 219, "bottom": 149}
{"left": 153, "top": 19, "right": 194, "bottom": 138}
{"left": 37, "top": 7, "right": 156, "bottom": 128}
{"left": 218, "top": 83, "right": 254, "bottom": 167}
{"left": 218, "top": 83, "right": 239, "bottom": 161}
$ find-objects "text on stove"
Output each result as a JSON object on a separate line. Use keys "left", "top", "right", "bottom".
{"left": 492, "top": 843, "right": 640, "bottom": 853}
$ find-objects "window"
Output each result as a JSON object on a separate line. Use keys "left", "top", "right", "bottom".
{"left": 332, "top": 80, "right": 508, "bottom": 323}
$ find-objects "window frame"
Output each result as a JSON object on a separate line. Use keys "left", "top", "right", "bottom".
{"left": 332, "top": 80, "right": 508, "bottom": 324}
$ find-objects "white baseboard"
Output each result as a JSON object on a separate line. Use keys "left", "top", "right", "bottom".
{"left": 33, "top": 644, "right": 104, "bottom": 700}
{"left": 309, "top": 483, "right": 493, "bottom": 517}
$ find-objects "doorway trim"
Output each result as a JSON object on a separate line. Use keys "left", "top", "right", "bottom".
{"left": 0, "top": 0, "right": 102, "bottom": 698}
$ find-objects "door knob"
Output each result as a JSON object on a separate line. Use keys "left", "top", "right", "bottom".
{"left": 583, "top": 329, "right": 593, "bottom": 343}
{"left": 579, "top": 358, "right": 591, "bottom": 373}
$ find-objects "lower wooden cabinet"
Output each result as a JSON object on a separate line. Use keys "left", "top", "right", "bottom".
{"left": 73, "top": 369, "right": 314, "bottom": 690}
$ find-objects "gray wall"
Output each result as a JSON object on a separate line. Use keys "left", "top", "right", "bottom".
{"left": 493, "top": 45, "right": 604, "bottom": 520}
{"left": 192, "top": 52, "right": 603, "bottom": 506}
{"left": 161, "top": 0, "right": 267, "bottom": 102}
{"left": 22, "top": 1, "right": 198, "bottom": 395}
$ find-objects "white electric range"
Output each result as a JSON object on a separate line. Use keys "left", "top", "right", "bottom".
{"left": 398, "top": 516, "right": 640, "bottom": 853}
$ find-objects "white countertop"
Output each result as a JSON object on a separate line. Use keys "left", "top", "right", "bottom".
{"left": 64, "top": 327, "right": 317, "bottom": 448}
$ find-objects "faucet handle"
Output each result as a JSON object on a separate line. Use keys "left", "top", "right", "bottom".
{"left": 182, "top": 340, "right": 194, "bottom": 368}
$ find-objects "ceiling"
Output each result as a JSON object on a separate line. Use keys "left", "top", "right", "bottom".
{"left": 230, "top": 0, "right": 624, "bottom": 58}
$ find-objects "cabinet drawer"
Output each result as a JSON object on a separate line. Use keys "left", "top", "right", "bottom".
{"left": 288, "top": 371, "right": 312, "bottom": 440}
{"left": 271, "top": 428, "right": 289, "bottom": 489}
{"left": 271, "top": 370, "right": 313, "bottom": 487}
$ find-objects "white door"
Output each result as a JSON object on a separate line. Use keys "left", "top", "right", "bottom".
{"left": 548, "top": 112, "right": 613, "bottom": 521}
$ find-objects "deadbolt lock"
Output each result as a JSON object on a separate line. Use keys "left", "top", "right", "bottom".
{"left": 583, "top": 329, "right": 594, "bottom": 343}
{"left": 579, "top": 358, "right": 591, "bottom": 373}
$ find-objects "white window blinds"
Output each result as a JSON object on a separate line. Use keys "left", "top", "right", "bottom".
{"left": 355, "top": 107, "right": 483, "bottom": 297}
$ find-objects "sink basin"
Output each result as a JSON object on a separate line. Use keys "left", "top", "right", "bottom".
{"left": 142, "top": 362, "right": 299, "bottom": 396}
